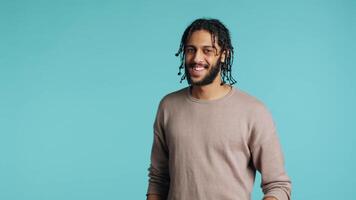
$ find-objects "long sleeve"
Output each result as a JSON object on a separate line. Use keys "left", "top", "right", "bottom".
{"left": 146, "top": 87, "right": 291, "bottom": 200}
{"left": 146, "top": 101, "right": 170, "bottom": 198}
{"left": 248, "top": 103, "right": 292, "bottom": 200}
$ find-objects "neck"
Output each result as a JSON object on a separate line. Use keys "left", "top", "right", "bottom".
{"left": 190, "top": 78, "right": 231, "bottom": 100}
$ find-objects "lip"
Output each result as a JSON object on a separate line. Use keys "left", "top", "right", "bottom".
{"left": 193, "top": 66, "right": 205, "bottom": 71}
{"left": 189, "top": 66, "right": 207, "bottom": 77}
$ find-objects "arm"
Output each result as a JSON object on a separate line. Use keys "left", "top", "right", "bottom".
{"left": 264, "top": 197, "right": 278, "bottom": 200}
{"left": 147, "top": 194, "right": 165, "bottom": 200}
{"left": 249, "top": 104, "right": 292, "bottom": 200}
{"left": 146, "top": 101, "right": 170, "bottom": 199}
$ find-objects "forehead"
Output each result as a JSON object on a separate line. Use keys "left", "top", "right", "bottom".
{"left": 186, "top": 30, "right": 220, "bottom": 48}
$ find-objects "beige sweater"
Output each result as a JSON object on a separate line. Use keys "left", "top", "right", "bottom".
{"left": 146, "top": 86, "right": 292, "bottom": 200}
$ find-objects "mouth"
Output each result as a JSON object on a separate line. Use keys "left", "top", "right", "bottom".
{"left": 192, "top": 66, "right": 206, "bottom": 71}
{"left": 188, "top": 64, "right": 208, "bottom": 77}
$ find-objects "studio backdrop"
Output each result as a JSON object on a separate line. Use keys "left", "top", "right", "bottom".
{"left": 0, "top": 0, "right": 355, "bottom": 199}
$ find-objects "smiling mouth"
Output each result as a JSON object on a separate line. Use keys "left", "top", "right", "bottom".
{"left": 193, "top": 66, "right": 205, "bottom": 71}
{"left": 188, "top": 64, "right": 208, "bottom": 77}
{"left": 189, "top": 63, "right": 209, "bottom": 69}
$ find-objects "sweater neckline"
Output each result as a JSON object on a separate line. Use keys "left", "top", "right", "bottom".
{"left": 186, "top": 85, "right": 235, "bottom": 104}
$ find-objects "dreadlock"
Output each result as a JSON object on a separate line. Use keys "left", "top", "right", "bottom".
{"left": 175, "top": 18, "right": 237, "bottom": 86}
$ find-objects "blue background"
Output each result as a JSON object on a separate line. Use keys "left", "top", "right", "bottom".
{"left": 1, "top": 0, "right": 355, "bottom": 199}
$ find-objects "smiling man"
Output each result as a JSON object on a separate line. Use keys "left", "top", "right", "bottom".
{"left": 146, "top": 18, "right": 292, "bottom": 200}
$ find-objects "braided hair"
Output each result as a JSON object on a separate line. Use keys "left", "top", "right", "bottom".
{"left": 175, "top": 18, "right": 237, "bottom": 86}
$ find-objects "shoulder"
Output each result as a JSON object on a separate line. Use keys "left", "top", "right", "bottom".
{"left": 233, "top": 89, "right": 277, "bottom": 145}
{"left": 232, "top": 87, "right": 273, "bottom": 119}
{"left": 157, "top": 87, "right": 189, "bottom": 110}
{"left": 233, "top": 88, "right": 267, "bottom": 109}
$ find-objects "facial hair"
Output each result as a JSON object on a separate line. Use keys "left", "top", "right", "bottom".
{"left": 185, "top": 58, "right": 222, "bottom": 86}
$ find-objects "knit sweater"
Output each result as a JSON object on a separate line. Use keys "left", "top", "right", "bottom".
{"left": 146, "top": 86, "right": 292, "bottom": 200}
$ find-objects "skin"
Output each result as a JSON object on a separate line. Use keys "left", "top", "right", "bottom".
{"left": 147, "top": 194, "right": 163, "bottom": 200}
{"left": 147, "top": 30, "right": 278, "bottom": 200}
{"left": 184, "top": 29, "right": 231, "bottom": 100}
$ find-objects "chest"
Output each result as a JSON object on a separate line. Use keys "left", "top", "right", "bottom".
{"left": 164, "top": 106, "right": 250, "bottom": 154}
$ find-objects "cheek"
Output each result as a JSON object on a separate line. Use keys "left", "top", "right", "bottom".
{"left": 184, "top": 55, "right": 193, "bottom": 63}
{"left": 184, "top": 59, "right": 189, "bottom": 67}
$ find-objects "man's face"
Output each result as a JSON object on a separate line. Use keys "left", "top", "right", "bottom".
{"left": 184, "top": 30, "right": 225, "bottom": 86}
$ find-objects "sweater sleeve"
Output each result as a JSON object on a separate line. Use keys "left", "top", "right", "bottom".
{"left": 248, "top": 103, "right": 292, "bottom": 200}
{"left": 146, "top": 100, "right": 170, "bottom": 198}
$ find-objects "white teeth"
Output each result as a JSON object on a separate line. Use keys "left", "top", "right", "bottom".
{"left": 193, "top": 67, "right": 204, "bottom": 71}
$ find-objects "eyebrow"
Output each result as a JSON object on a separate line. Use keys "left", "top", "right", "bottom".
{"left": 185, "top": 45, "right": 215, "bottom": 48}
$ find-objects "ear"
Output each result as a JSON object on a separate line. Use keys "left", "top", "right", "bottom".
{"left": 220, "top": 50, "right": 229, "bottom": 63}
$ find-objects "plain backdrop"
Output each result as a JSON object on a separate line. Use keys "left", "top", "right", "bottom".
{"left": 1, "top": 0, "right": 355, "bottom": 199}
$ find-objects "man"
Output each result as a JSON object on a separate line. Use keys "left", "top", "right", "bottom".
{"left": 146, "top": 18, "right": 292, "bottom": 200}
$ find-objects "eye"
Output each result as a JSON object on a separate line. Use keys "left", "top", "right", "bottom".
{"left": 185, "top": 47, "right": 195, "bottom": 54}
{"left": 203, "top": 48, "right": 214, "bottom": 55}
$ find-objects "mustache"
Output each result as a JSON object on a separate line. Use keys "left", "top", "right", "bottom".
{"left": 186, "top": 63, "right": 209, "bottom": 68}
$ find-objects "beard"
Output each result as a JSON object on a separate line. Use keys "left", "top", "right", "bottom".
{"left": 185, "top": 58, "right": 222, "bottom": 86}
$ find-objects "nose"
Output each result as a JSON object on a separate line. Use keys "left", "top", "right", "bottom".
{"left": 193, "top": 49, "right": 204, "bottom": 64}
